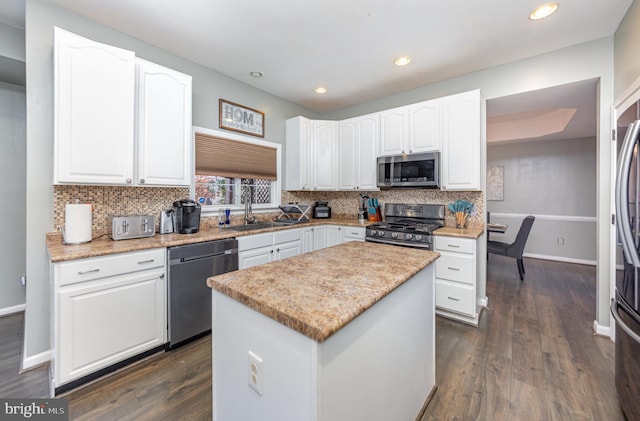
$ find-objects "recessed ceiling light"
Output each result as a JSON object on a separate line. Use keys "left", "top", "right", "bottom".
{"left": 394, "top": 56, "right": 411, "bottom": 66}
{"left": 249, "top": 71, "right": 263, "bottom": 78}
{"left": 529, "top": 3, "right": 558, "bottom": 20}
{"left": 314, "top": 86, "right": 328, "bottom": 94}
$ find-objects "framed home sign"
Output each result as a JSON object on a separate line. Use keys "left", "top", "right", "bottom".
{"left": 219, "top": 99, "right": 265, "bottom": 138}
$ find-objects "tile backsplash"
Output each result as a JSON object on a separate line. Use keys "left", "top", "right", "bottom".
{"left": 54, "top": 185, "right": 190, "bottom": 231}
{"left": 282, "top": 189, "right": 484, "bottom": 227}
{"left": 54, "top": 185, "right": 483, "bottom": 233}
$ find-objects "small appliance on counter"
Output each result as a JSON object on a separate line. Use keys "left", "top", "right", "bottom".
{"left": 63, "top": 202, "right": 93, "bottom": 244}
{"left": 111, "top": 215, "right": 155, "bottom": 241}
{"left": 312, "top": 201, "right": 331, "bottom": 219}
{"left": 358, "top": 194, "right": 369, "bottom": 222}
{"left": 160, "top": 208, "right": 174, "bottom": 234}
{"left": 172, "top": 199, "right": 201, "bottom": 234}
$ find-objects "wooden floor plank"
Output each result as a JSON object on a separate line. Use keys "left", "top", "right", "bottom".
{"left": 0, "top": 257, "right": 625, "bottom": 421}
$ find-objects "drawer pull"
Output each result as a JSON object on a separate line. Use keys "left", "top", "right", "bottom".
{"left": 138, "top": 259, "right": 155, "bottom": 265}
{"left": 447, "top": 296, "right": 461, "bottom": 301}
{"left": 447, "top": 267, "right": 460, "bottom": 271}
{"left": 78, "top": 268, "right": 100, "bottom": 275}
{"left": 448, "top": 244, "right": 460, "bottom": 248}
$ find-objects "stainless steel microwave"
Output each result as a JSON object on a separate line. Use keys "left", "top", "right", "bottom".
{"left": 377, "top": 152, "right": 440, "bottom": 189}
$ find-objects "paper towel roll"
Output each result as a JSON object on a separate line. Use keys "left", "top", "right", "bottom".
{"left": 64, "top": 203, "right": 92, "bottom": 244}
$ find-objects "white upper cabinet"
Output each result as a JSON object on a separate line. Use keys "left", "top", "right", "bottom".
{"left": 355, "top": 113, "right": 379, "bottom": 190}
{"left": 285, "top": 116, "right": 313, "bottom": 190}
{"left": 338, "top": 119, "right": 358, "bottom": 190}
{"left": 379, "top": 99, "right": 441, "bottom": 156}
{"left": 440, "top": 90, "right": 483, "bottom": 191}
{"left": 54, "top": 28, "right": 192, "bottom": 187}
{"left": 313, "top": 121, "right": 338, "bottom": 190}
{"left": 337, "top": 114, "right": 378, "bottom": 191}
{"left": 136, "top": 58, "right": 192, "bottom": 186}
{"left": 409, "top": 99, "right": 441, "bottom": 153}
{"left": 379, "top": 107, "right": 409, "bottom": 156}
{"left": 54, "top": 27, "right": 135, "bottom": 185}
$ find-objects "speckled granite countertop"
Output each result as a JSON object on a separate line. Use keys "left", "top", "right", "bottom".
{"left": 207, "top": 241, "right": 439, "bottom": 343}
{"left": 434, "top": 226, "right": 484, "bottom": 239}
{"left": 46, "top": 218, "right": 370, "bottom": 262}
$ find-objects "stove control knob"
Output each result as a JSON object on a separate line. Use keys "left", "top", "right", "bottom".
{"left": 378, "top": 231, "right": 385, "bottom": 237}
{"left": 405, "top": 234, "right": 413, "bottom": 240}
{"left": 391, "top": 232, "right": 398, "bottom": 239}
{"left": 369, "top": 230, "right": 376, "bottom": 236}
{"left": 415, "top": 235, "right": 423, "bottom": 241}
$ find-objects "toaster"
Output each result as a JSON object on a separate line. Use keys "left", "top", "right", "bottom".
{"left": 312, "top": 201, "right": 331, "bottom": 219}
{"left": 111, "top": 215, "right": 155, "bottom": 240}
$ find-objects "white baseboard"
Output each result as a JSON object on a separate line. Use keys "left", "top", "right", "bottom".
{"left": 592, "top": 320, "right": 613, "bottom": 339}
{"left": 22, "top": 348, "right": 52, "bottom": 371}
{"left": 524, "top": 253, "right": 596, "bottom": 266}
{"left": 0, "top": 303, "right": 26, "bottom": 317}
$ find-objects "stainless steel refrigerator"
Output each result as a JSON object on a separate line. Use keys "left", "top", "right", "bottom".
{"left": 614, "top": 119, "right": 640, "bottom": 421}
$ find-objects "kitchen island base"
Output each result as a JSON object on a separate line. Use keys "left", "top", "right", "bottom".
{"left": 211, "top": 264, "right": 435, "bottom": 421}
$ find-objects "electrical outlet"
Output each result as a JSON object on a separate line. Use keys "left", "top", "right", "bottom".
{"left": 20, "top": 276, "right": 26, "bottom": 287}
{"left": 248, "top": 351, "right": 263, "bottom": 395}
{"left": 557, "top": 237, "right": 565, "bottom": 246}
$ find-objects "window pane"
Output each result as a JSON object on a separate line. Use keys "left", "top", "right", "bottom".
{"left": 241, "top": 178, "right": 272, "bottom": 205}
{"left": 195, "top": 175, "right": 236, "bottom": 205}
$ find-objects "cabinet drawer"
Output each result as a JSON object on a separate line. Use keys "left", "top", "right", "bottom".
{"left": 435, "top": 253, "right": 474, "bottom": 285}
{"left": 274, "top": 228, "right": 301, "bottom": 244}
{"left": 342, "top": 226, "right": 365, "bottom": 241}
{"left": 56, "top": 249, "right": 165, "bottom": 286}
{"left": 238, "top": 232, "right": 273, "bottom": 250}
{"left": 435, "top": 279, "right": 475, "bottom": 316}
{"left": 435, "top": 236, "right": 473, "bottom": 254}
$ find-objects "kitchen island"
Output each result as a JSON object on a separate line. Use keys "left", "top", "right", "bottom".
{"left": 207, "top": 241, "right": 439, "bottom": 421}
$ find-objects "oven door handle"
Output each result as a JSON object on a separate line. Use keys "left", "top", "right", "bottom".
{"left": 611, "top": 299, "right": 640, "bottom": 344}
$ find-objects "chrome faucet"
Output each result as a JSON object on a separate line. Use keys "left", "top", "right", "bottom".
{"left": 242, "top": 183, "right": 257, "bottom": 225}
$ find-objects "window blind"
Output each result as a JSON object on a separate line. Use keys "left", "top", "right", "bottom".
{"left": 195, "top": 132, "right": 277, "bottom": 180}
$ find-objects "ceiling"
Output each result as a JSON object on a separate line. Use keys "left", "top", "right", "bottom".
{"left": 0, "top": 1, "right": 628, "bottom": 144}
{"left": 32, "top": 0, "right": 630, "bottom": 114}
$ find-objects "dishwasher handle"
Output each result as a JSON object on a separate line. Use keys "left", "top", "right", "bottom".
{"left": 171, "top": 248, "right": 238, "bottom": 264}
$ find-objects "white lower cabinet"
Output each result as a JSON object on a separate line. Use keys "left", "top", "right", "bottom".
{"left": 238, "top": 229, "right": 302, "bottom": 269}
{"left": 434, "top": 236, "right": 480, "bottom": 324}
{"left": 52, "top": 249, "right": 166, "bottom": 390}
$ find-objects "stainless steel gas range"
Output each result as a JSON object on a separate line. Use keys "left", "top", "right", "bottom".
{"left": 365, "top": 203, "right": 445, "bottom": 250}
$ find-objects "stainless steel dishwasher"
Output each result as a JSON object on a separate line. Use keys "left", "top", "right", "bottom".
{"left": 167, "top": 238, "right": 238, "bottom": 349}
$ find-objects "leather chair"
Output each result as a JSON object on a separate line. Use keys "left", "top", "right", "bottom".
{"left": 487, "top": 216, "right": 535, "bottom": 280}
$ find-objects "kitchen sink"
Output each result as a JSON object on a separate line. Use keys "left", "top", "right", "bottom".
{"left": 225, "top": 223, "right": 275, "bottom": 231}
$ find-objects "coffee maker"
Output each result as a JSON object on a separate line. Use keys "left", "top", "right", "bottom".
{"left": 172, "top": 199, "right": 201, "bottom": 234}
{"left": 358, "top": 194, "right": 369, "bottom": 222}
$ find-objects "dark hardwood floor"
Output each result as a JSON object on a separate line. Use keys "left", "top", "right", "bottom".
{"left": 1, "top": 256, "right": 624, "bottom": 420}
{"left": 422, "top": 256, "right": 623, "bottom": 421}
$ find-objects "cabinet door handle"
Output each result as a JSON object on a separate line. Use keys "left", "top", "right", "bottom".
{"left": 270, "top": 250, "right": 274, "bottom": 254}
{"left": 447, "top": 267, "right": 460, "bottom": 271}
{"left": 138, "top": 259, "right": 155, "bottom": 265}
{"left": 447, "top": 296, "right": 461, "bottom": 302}
{"left": 139, "top": 178, "right": 145, "bottom": 184}
{"left": 78, "top": 268, "right": 100, "bottom": 275}
{"left": 126, "top": 178, "right": 132, "bottom": 184}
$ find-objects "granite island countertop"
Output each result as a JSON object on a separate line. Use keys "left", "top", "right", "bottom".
{"left": 206, "top": 241, "right": 439, "bottom": 343}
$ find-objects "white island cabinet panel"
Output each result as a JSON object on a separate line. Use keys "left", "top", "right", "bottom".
{"left": 54, "top": 27, "right": 135, "bottom": 185}
{"left": 136, "top": 58, "right": 192, "bottom": 186}
{"left": 211, "top": 263, "right": 435, "bottom": 421}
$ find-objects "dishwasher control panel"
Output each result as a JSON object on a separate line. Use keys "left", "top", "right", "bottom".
{"left": 111, "top": 215, "right": 156, "bottom": 241}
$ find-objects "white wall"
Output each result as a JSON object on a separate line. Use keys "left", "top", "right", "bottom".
{"left": 324, "top": 38, "right": 615, "bottom": 330}
{"left": 615, "top": 0, "right": 640, "bottom": 97}
{"left": 0, "top": 81, "right": 26, "bottom": 313}
{"left": 487, "top": 137, "right": 597, "bottom": 264}
{"left": 23, "top": 0, "right": 315, "bottom": 366}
